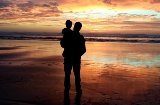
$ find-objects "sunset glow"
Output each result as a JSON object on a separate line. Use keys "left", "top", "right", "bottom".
{"left": 0, "top": 0, "right": 160, "bottom": 34}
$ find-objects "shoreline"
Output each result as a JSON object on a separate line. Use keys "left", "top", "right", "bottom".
{"left": 1, "top": 37, "right": 160, "bottom": 43}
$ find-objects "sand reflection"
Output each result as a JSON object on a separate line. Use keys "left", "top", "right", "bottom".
{"left": 84, "top": 42, "right": 160, "bottom": 67}
{"left": 81, "top": 61, "right": 160, "bottom": 104}
{"left": 0, "top": 40, "right": 160, "bottom": 104}
{"left": 81, "top": 42, "right": 160, "bottom": 104}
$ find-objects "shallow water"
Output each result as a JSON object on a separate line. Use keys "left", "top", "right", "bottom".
{"left": 84, "top": 42, "right": 160, "bottom": 67}
{"left": 1, "top": 39, "right": 160, "bottom": 67}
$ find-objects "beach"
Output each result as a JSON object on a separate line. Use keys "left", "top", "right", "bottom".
{"left": 0, "top": 39, "right": 160, "bottom": 105}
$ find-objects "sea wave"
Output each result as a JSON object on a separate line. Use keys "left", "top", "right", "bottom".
{"left": 1, "top": 35, "right": 160, "bottom": 43}
{"left": 0, "top": 32, "right": 160, "bottom": 43}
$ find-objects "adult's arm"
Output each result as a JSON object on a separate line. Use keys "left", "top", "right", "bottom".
{"left": 80, "top": 35, "right": 86, "bottom": 56}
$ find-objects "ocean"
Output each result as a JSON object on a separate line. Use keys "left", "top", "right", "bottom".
{"left": 0, "top": 32, "right": 160, "bottom": 43}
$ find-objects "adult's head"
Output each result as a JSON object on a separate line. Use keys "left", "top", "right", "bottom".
{"left": 73, "top": 22, "right": 82, "bottom": 32}
{"left": 65, "top": 20, "right": 72, "bottom": 28}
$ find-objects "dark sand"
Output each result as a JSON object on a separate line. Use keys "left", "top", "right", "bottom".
{"left": 0, "top": 40, "right": 160, "bottom": 105}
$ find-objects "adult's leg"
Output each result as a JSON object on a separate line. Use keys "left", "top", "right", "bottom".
{"left": 64, "top": 57, "right": 72, "bottom": 91}
{"left": 73, "top": 58, "right": 82, "bottom": 94}
{"left": 64, "top": 57, "right": 72, "bottom": 104}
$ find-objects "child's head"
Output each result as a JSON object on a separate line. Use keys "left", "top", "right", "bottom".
{"left": 65, "top": 20, "right": 72, "bottom": 28}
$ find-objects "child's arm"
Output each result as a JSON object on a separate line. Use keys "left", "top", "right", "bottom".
{"left": 60, "top": 38, "right": 65, "bottom": 48}
{"left": 60, "top": 28, "right": 66, "bottom": 48}
{"left": 62, "top": 28, "right": 66, "bottom": 34}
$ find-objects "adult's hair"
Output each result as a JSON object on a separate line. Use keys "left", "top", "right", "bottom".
{"left": 73, "top": 22, "right": 82, "bottom": 32}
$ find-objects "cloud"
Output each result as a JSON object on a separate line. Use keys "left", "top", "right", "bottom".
{"left": 79, "top": 13, "right": 160, "bottom": 32}
{"left": 49, "top": 2, "right": 59, "bottom": 6}
{"left": 0, "top": 22, "right": 11, "bottom": 25}
{"left": 0, "top": 0, "right": 12, "bottom": 8}
{"left": 122, "top": 20, "right": 160, "bottom": 26}
{"left": 0, "top": 8, "right": 9, "bottom": 12}
{"left": 96, "top": 0, "right": 160, "bottom": 12}
{"left": 150, "top": 0, "right": 160, "bottom": 3}
{"left": 102, "top": 0, "right": 112, "bottom": 4}
{"left": 41, "top": 2, "right": 58, "bottom": 7}
{"left": 41, "top": 4, "right": 50, "bottom": 7}
{"left": 0, "top": 0, "right": 62, "bottom": 21}
{"left": 0, "top": 0, "right": 160, "bottom": 33}
{"left": 16, "top": 1, "right": 34, "bottom": 12}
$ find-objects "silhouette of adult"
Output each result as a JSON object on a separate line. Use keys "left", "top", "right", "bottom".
{"left": 60, "top": 22, "right": 86, "bottom": 101}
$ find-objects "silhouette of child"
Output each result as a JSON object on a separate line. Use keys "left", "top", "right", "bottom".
{"left": 62, "top": 20, "right": 72, "bottom": 44}
{"left": 61, "top": 20, "right": 73, "bottom": 57}
{"left": 62, "top": 20, "right": 72, "bottom": 36}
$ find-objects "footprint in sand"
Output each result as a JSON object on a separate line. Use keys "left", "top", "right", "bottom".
{"left": 30, "top": 63, "right": 35, "bottom": 66}
{"left": 48, "top": 64, "right": 51, "bottom": 66}
{"left": 112, "top": 91, "right": 119, "bottom": 95}
{"left": 8, "top": 62, "right": 12, "bottom": 64}
{"left": 41, "top": 63, "right": 46, "bottom": 65}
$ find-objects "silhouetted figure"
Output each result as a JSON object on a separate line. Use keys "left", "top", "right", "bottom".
{"left": 61, "top": 20, "right": 73, "bottom": 57}
{"left": 61, "top": 22, "right": 86, "bottom": 103}
{"left": 64, "top": 96, "right": 70, "bottom": 105}
{"left": 75, "top": 93, "right": 81, "bottom": 105}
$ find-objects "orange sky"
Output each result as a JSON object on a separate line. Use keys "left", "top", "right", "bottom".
{"left": 0, "top": 0, "right": 160, "bottom": 34}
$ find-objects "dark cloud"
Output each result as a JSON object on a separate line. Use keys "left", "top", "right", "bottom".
{"left": 102, "top": 0, "right": 112, "bottom": 4}
{"left": 49, "top": 2, "right": 59, "bottom": 6}
{"left": 51, "top": 6, "right": 62, "bottom": 12}
{"left": 99, "top": 0, "right": 117, "bottom": 6}
{"left": 16, "top": 1, "right": 34, "bottom": 12}
{"left": 150, "top": 0, "right": 160, "bottom": 3}
{"left": 0, "top": 12, "right": 17, "bottom": 20}
{"left": 38, "top": 2, "right": 62, "bottom": 15}
{"left": 0, "top": 22, "right": 11, "bottom": 26}
{"left": 42, "top": 4, "right": 50, "bottom": 7}
{"left": 0, "top": 0, "right": 12, "bottom": 8}
{"left": 0, "top": 1, "right": 62, "bottom": 21}
{"left": 0, "top": 8, "right": 9, "bottom": 12}
{"left": 41, "top": 2, "right": 59, "bottom": 8}
{"left": 121, "top": 21, "right": 160, "bottom": 28}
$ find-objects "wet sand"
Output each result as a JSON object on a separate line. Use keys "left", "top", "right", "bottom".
{"left": 0, "top": 39, "right": 160, "bottom": 105}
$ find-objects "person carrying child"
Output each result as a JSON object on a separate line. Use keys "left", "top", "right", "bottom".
{"left": 60, "top": 21, "right": 86, "bottom": 104}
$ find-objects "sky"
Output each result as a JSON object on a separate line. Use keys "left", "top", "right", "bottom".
{"left": 0, "top": 0, "right": 160, "bottom": 34}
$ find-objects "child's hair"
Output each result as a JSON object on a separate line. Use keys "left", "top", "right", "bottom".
{"left": 65, "top": 20, "right": 72, "bottom": 28}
